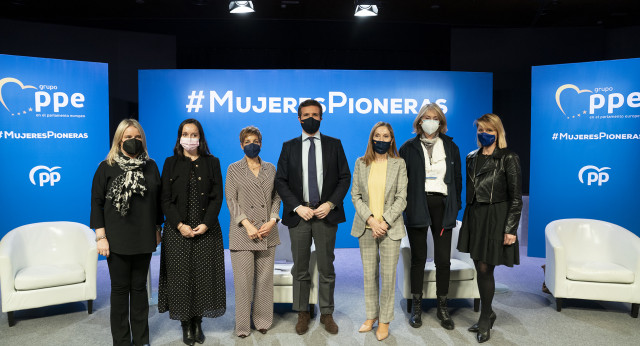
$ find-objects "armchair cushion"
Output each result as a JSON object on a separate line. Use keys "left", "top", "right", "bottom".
{"left": 424, "top": 259, "right": 475, "bottom": 282}
{"left": 567, "top": 260, "right": 634, "bottom": 284}
{"left": 273, "top": 262, "right": 294, "bottom": 286}
{"left": 272, "top": 221, "right": 319, "bottom": 305}
{"left": 398, "top": 220, "right": 480, "bottom": 301}
{"left": 15, "top": 263, "right": 85, "bottom": 291}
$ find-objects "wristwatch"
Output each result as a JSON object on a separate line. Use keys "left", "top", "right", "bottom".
{"left": 95, "top": 235, "right": 106, "bottom": 242}
{"left": 326, "top": 201, "right": 336, "bottom": 210}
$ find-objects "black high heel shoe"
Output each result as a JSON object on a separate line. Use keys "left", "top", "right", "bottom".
{"left": 472, "top": 312, "right": 496, "bottom": 343}
{"left": 476, "top": 328, "right": 491, "bottom": 343}
{"left": 467, "top": 311, "right": 496, "bottom": 332}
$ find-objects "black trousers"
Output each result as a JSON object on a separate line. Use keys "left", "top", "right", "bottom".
{"left": 106, "top": 252, "right": 152, "bottom": 346}
{"left": 407, "top": 194, "right": 452, "bottom": 296}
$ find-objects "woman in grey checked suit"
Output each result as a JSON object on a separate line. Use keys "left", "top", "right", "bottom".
{"left": 351, "top": 122, "right": 408, "bottom": 341}
{"left": 225, "top": 126, "right": 281, "bottom": 338}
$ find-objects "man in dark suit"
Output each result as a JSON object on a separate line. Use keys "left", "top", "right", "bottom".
{"left": 275, "top": 99, "right": 351, "bottom": 335}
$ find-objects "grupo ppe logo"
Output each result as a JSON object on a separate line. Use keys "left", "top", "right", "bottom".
{"left": 29, "top": 165, "right": 61, "bottom": 187}
{"left": 578, "top": 165, "right": 610, "bottom": 186}
{"left": 0, "top": 77, "right": 87, "bottom": 118}
{"left": 555, "top": 83, "right": 640, "bottom": 120}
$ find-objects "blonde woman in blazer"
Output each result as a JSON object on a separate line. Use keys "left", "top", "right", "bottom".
{"left": 225, "top": 126, "right": 281, "bottom": 338}
{"left": 351, "top": 122, "right": 408, "bottom": 341}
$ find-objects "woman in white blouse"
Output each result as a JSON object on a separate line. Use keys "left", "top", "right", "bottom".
{"left": 398, "top": 103, "right": 463, "bottom": 331}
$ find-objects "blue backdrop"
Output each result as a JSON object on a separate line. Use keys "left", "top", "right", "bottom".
{"left": 0, "top": 54, "right": 109, "bottom": 239}
{"left": 529, "top": 58, "right": 640, "bottom": 257}
{"left": 139, "top": 69, "right": 492, "bottom": 248}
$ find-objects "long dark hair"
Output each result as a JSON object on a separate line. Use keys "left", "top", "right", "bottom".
{"left": 173, "top": 118, "right": 212, "bottom": 157}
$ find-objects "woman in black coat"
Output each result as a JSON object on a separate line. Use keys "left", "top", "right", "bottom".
{"left": 457, "top": 113, "right": 523, "bottom": 343}
{"left": 91, "top": 119, "right": 163, "bottom": 346}
{"left": 399, "top": 103, "right": 462, "bottom": 330}
{"left": 158, "top": 118, "right": 226, "bottom": 346}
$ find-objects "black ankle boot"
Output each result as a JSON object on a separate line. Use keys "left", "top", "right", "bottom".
{"left": 181, "top": 321, "right": 195, "bottom": 346}
{"left": 192, "top": 316, "right": 205, "bottom": 344}
{"left": 436, "top": 295, "right": 455, "bottom": 330}
{"left": 409, "top": 294, "right": 423, "bottom": 328}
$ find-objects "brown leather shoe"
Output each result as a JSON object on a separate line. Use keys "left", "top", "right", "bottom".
{"left": 320, "top": 314, "right": 339, "bottom": 334}
{"left": 295, "top": 311, "right": 311, "bottom": 335}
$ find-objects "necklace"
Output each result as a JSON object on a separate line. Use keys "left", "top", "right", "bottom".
{"left": 247, "top": 158, "right": 261, "bottom": 177}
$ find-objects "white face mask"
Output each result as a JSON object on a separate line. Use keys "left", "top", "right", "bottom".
{"left": 421, "top": 119, "right": 440, "bottom": 135}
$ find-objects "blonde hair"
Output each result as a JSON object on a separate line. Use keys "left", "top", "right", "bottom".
{"left": 475, "top": 113, "right": 507, "bottom": 149}
{"left": 106, "top": 119, "right": 149, "bottom": 165}
{"left": 363, "top": 122, "right": 399, "bottom": 166}
{"left": 239, "top": 125, "right": 262, "bottom": 144}
{"left": 412, "top": 103, "right": 448, "bottom": 136}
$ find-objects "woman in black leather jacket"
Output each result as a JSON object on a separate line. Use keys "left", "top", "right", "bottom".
{"left": 457, "top": 113, "right": 522, "bottom": 344}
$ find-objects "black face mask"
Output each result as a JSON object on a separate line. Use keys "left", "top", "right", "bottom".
{"left": 122, "top": 138, "right": 143, "bottom": 156}
{"left": 372, "top": 140, "right": 391, "bottom": 154}
{"left": 243, "top": 143, "right": 261, "bottom": 159}
{"left": 301, "top": 117, "right": 321, "bottom": 134}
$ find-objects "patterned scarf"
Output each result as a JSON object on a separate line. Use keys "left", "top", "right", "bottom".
{"left": 106, "top": 153, "right": 149, "bottom": 216}
{"left": 420, "top": 136, "right": 438, "bottom": 158}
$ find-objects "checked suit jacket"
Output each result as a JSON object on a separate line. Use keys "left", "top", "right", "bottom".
{"left": 350, "top": 156, "right": 408, "bottom": 241}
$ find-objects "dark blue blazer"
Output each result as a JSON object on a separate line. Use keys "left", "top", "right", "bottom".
{"left": 275, "top": 133, "right": 351, "bottom": 228}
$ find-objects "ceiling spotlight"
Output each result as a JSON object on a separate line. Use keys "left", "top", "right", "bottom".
{"left": 355, "top": 0, "right": 379, "bottom": 17}
{"left": 229, "top": 1, "right": 255, "bottom": 13}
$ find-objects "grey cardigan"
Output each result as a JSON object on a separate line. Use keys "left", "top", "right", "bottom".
{"left": 350, "top": 156, "right": 408, "bottom": 240}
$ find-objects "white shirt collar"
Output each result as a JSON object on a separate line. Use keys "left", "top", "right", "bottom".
{"left": 302, "top": 131, "right": 321, "bottom": 141}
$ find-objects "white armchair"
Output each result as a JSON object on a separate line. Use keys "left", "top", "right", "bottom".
{"left": 545, "top": 218, "right": 640, "bottom": 317}
{"left": 273, "top": 222, "right": 319, "bottom": 317}
{"left": 0, "top": 222, "right": 98, "bottom": 326}
{"left": 398, "top": 220, "right": 480, "bottom": 312}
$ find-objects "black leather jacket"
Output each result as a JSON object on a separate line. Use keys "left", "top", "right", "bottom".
{"left": 465, "top": 147, "right": 522, "bottom": 235}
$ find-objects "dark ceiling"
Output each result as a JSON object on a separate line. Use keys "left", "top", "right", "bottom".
{"left": 2, "top": 0, "right": 640, "bottom": 33}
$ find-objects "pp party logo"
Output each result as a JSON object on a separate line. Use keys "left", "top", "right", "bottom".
{"left": 555, "top": 84, "right": 593, "bottom": 119}
{"left": 0, "top": 77, "right": 87, "bottom": 117}
{"left": 556, "top": 83, "right": 640, "bottom": 118}
{"left": 0, "top": 77, "right": 37, "bottom": 116}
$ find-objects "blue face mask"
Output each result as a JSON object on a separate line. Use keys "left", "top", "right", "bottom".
{"left": 243, "top": 143, "right": 261, "bottom": 158}
{"left": 478, "top": 132, "right": 496, "bottom": 147}
{"left": 372, "top": 140, "right": 391, "bottom": 154}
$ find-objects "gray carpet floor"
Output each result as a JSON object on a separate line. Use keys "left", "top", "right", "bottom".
{"left": 1, "top": 247, "right": 639, "bottom": 345}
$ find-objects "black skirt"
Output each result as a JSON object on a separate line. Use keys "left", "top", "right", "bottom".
{"left": 457, "top": 201, "right": 519, "bottom": 267}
